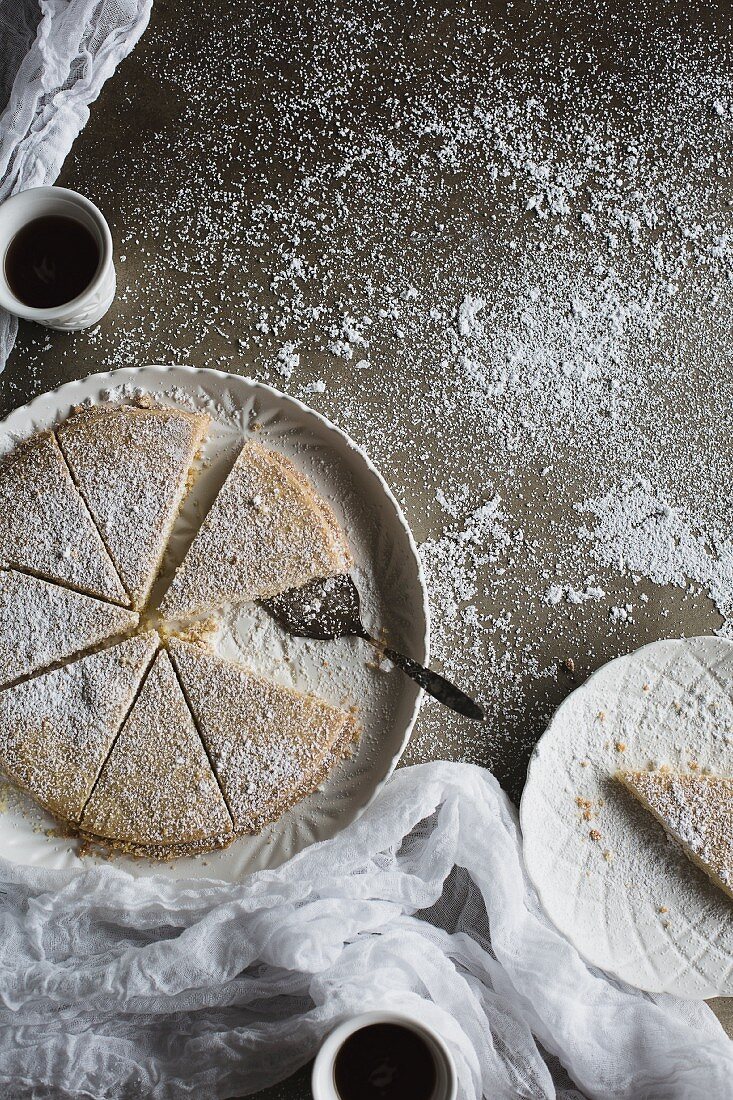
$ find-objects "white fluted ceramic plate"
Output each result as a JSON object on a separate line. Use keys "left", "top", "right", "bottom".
{"left": 521, "top": 636, "right": 733, "bottom": 998}
{"left": 0, "top": 365, "right": 428, "bottom": 882}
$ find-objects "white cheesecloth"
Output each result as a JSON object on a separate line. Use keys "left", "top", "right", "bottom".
{"left": 0, "top": 0, "right": 152, "bottom": 370}
{"left": 0, "top": 762, "right": 730, "bottom": 1099}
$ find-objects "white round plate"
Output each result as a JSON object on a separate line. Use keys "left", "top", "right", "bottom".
{"left": 0, "top": 365, "right": 428, "bottom": 882}
{"left": 521, "top": 636, "right": 733, "bottom": 998}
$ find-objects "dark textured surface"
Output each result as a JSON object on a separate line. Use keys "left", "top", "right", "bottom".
{"left": 1, "top": 0, "right": 732, "bottom": 1092}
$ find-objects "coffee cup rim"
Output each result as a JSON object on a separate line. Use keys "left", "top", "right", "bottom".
{"left": 0, "top": 186, "right": 113, "bottom": 321}
{"left": 311, "top": 1009, "right": 458, "bottom": 1100}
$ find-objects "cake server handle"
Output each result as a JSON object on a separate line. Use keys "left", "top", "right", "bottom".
{"left": 360, "top": 632, "right": 485, "bottom": 722}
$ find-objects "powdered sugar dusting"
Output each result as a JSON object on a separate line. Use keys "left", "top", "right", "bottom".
{"left": 0, "top": 381, "right": 422, "bottom": 873}
{"left": 0, "top": 568, "right": 138, "bottom": 687}
{"left": 160, "top": 438, "right": 351, "bottom": 619}
{"left": 0, "top": 432, "right": 128, "bottom": 605}
{"left": 621, "top": 771, "right": 733, "bottom": 895}
{"left": 579, "top": 479, "right": 733, "bottom": 635}
{"left": 57, "top": 404, "right": 209, "bottom": 609}
{"left": 0, "top": 632, "right": 157, "bottom": 822}
{"left": 81, "top": 649, "right": 232, "bottom": 848}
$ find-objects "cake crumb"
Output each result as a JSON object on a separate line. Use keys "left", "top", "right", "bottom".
{"left": 576, "top": 796, "right": 594, "bottom": 821}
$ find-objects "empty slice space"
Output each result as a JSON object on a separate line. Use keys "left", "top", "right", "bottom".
{"left": 0, "top": 568, "right": 139, "bottom": 687}
{"left": 56, "top": 403, "right": 209, "bottom": 609}
{"left": 0, "top": 632, "right": 157, "bottom": 822}
{"left": 168, "top": 639, "right": 358, "bottom": 832}
{"left": 81, "top": 648, "right": 233, "bottom": 849}
{"left": 160, "top": 439, "right": 351, "bottom": 620}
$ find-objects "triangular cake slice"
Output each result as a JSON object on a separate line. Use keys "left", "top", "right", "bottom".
{"left": 159, "top": 440, "right": 351, "bottom": 620}
{"left": 618, "top": 770, "right": 733, "bottom": 901}
{"left": 168, "top": 639, "right": 358, "bottom": 832}
{"left": 0, "top": 568, "right": 139, "bottom": 687}
{"left": 56, "top": 403, "right": 209, "bottom": 609}
{"left": 81, "top": 649, "right": 232, "bottom": 849}
{"left": 0, "top": 632, "right": 157, "bottom": 822}
{"left": 0, "top": 431, "right": 128, "bottom": 604}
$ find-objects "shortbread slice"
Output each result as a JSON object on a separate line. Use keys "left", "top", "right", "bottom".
{"left": 57, "top": 403, "right": 209, "bottom": 609}
{"left": 618, "top": 770, "right": 733, "bottom": 901}
{"left": 0, "top": 568, "right": 139, "bottom": 687}
{"left": 81, "top": 649, "right": 232, "bottom": 849}
{"left": 0, "top": 431, "right": 128, "bottom": 604}
{"left": 168, "top": 639, "right": 357, "bottom": 832}
{"left": 159, "top": 440, "right": 351, "bottom": 620}
{"left": 0, "top": 632, "right": 157, "bottom": 822}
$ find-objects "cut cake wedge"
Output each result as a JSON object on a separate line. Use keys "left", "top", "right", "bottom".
{"left": 56, "top": 403, "right": 209, "bottom": 609}
{"left": 0, "top": 632, "right": 157, "bottom": 822}
{"left": 0, "top": 431, "right": 128, "bottom": 604}
{"left": 168, "top": 639, "right": 358, "bottom": 832}
{"left": 81, "top": 649, "right": 232, "bottom": 849}
{"left": 618, "top": 770, "right": 733, "bottom": 902}
{"left": 0, "top": 568, "right": 139, "bottom": 687}
{"left": 159, "top": 440, "right": 351, "bottom": 619}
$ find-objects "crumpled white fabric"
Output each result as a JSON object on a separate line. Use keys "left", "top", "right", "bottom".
{"left": 0, "top": 0, "right": 152, "bottom": 370}
{"left": 0, "top": 761, "right": 730, "bottom": 1100}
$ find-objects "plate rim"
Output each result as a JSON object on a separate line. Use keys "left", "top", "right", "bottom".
{"left": 0, "top": 363, "right": 430, "bottom": 875}
{"left": 520, "top": 634, "right": 733, "bottom": 998}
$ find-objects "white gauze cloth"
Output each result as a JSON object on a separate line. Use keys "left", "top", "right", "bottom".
{"left": 0, "top": 0, "right": 152, "bottom": 371}
{"left": 0, "top": 761, "right": 730, "bottom": 1099}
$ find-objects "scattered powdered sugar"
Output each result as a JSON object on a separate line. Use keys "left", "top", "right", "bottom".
{"left": 544, "top": 585, "right": 606, "bottom": 607}
{"left": 610, "top": 604, "right": 635, "bottom": 626}
{"left": 3, "top": 2, "right": 733, "bottom": 795}
{"left": 420, "top": 495, "right": 515, "bottom": 639}
{"left": 276, "top": 343, "right": 300, "bottom": 380}
{"left": 456, "top": 295, "right": 486, "bottom": 338}
{"left": 579, "top": 478, "right": 733, "bottom": 636}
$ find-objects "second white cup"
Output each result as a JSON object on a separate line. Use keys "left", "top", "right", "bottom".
{"left": 311, "top": 1010, "right": 458, "bottom": 1100}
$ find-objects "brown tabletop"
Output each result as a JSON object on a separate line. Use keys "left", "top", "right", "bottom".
{"left": 2, "top": 0, "right": 732, "bottom": 1093}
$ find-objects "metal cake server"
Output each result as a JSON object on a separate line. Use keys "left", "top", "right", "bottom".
{"left": 262, "top": 574, "right": 485, "bottom": 721}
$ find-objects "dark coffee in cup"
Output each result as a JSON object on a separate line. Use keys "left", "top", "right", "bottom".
{"left": 4, "top": 214, "right": 100, "bottom": 309}
{"left": 333, "top": 1022, "right": 438, "bottom": 1100}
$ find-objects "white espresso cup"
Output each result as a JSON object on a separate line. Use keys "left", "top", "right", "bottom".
{"left": 0, "top": 186, "right": 115, "bottom": 330}
{"left": 311, "top": 1010, "right": 458, "bottom": 1100}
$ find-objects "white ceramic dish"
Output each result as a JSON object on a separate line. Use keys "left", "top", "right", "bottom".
{"left": 521, "top": 636, "right": 733, "bottom": 999}
{"left": 0, "top": 365, "right": 429, "bottom": 882}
